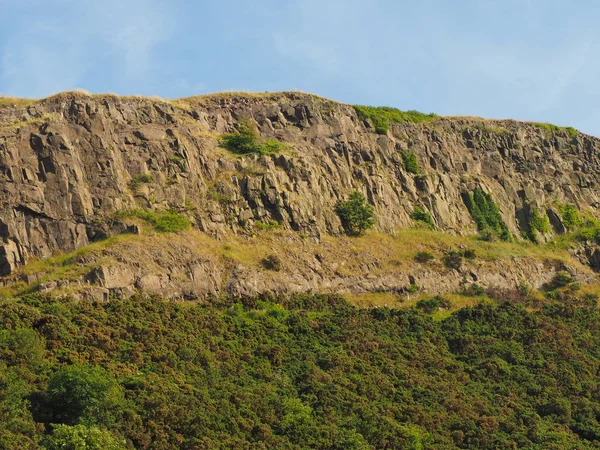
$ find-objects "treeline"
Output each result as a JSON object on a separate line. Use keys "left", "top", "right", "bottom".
{"left": 1, "top": 291, "right": 600, "bottom": 449}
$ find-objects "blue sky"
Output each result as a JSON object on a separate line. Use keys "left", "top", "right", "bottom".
{"left": 2, "top": 0, "right": 600, "bottom": 135}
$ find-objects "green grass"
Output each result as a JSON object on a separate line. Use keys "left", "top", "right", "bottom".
{"left": 401, "top": 150, "right": 419, "bottom": 174}
{"left": 116, "top": 208, "right": 191, "bottom": 233}
{"left": 534, "top": 122, "right": 578, "bottom": 138}
{"left": 353, "top": 105, "right": 439, "bottom": 134}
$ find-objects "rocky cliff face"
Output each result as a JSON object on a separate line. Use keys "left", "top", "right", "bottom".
{"left": 0, "top": 91, "right": 599, "bottom": 298}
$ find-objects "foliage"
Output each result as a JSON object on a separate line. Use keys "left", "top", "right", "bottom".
{"left": 416, "top": 296, "right": 452, "bottom": 313}
{"left": 558, "top": 204, "right": 582, "bottom": 230}
{"left": 261, "top": 254, "right": 283, "bottom": 271}
{"left": 528, "top": 208, "right": 551, "bottom": 242}
{"left": 414, "top": 251, "right": 434, "bottom": 264}
{"left": 47, "top": 364, "right": 123, "bottom": 426}
{"left": 547, "top": 271, "right": 575, "bottom": 290}
{"left": 443, "top": 250, "right": 463, "bottom": 270}
{"left": 219, "top": 120, "right": 284, "bottom": 155}
{"left": 2, "top": 292, "right": 600, "bottom": 448}
{"left": 255, "top": 219, "right": 281, "bottom": 231}
{"left": 353, "top": 105, "right": 438, "bottom": 134}
{"left": 411, "top": 206, "right": 434, "bottom": 229}
{"left": 116, "top": 208, "right": 190, "bottom": 233}
{"left": 335, "top": 191, "right": 375, "bottom": 235}
{"left": 44, "top": 425, "right": 126, "bottom": 450}
{"left": 402, "top": 150, "right": 419, "bottom": 174}
{"left": 464, "top": 189, "right": 511, "bottom": 241}
{"left": 534, "top": 122, "right": 578, "bottom": 138}
{"left": 129, "top": 173, "right": 153, "bottom": 190}
{"left": 463, "top": 283, "right": 486, "bottom": 297}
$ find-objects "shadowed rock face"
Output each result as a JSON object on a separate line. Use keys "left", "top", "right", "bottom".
{"left": 0, "top": 91, "right": 599, "bottom": 276}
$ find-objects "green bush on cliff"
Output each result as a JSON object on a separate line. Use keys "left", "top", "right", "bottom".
{"left": 117, "top": 208, "right": 190, "bottom": 233}
{"left": 402, "top": 150, "right": 419, "bottom": 174}
{"left": 335, "top": 191, "right": 375, "bottom": 235}
{"left": 464, "top": 188, "right": 511, "bottom": 241}
{"left": 411, "top": 206, "right": 434, "bottom": 228}
{"left": 558, "top": 204, "right": 582, "bottom": 230}
{"left": 353, "top": 105, "right": 438, "bottom": 134}
{"left": 527, "top": 208, "right": 550, "bottom": 242}
{"left": 219, "top": 120, "right": 284, "bottom": 155}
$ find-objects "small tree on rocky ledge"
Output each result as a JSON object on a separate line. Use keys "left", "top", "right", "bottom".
{"left": 335, "top": 191, "right": 375, "bottom": 236}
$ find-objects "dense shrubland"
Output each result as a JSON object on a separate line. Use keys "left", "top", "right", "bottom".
{"left": 1, "top": 289, "right": 600, "bottom": 449}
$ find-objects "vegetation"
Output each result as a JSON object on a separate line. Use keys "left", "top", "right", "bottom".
{"left": 3, "top": 291, "right": 600, "bottom": 448}
{"left": 128, "top": 173, "right": 153, "bottom": 190}
{"left": 219, "top": 120, "right": 285, "bottom": 155}
{"left": 558, "top": 204, "right": 582, "bottom": 230}
{"left": 116, "top": 208, "right": 191, "bottom": 233}
{"left": 443, "top": 249, "right": 463, "bottom": 270}
{"left": 528, "top": 208, "right": 551, "bottom": 242}
{"left": 464, "top": 189, "right": 511, "bottom": 241}
{"left": 261, "top": 254, "right": 283, "bottom": 271}
{"left": 255, "top": 219, "right": 281, "bottom": 232}
{"left": 335, "top": 191, "right": 375, "bottom": 235}
{"left": 411, "top": 206, "right": 434, "bottom": 228}
{"left": 402, "top": 150, "right": 419, "bottom": 174}
{"left": 353, "top": 105, "right": 438, "bottom": 134}
{"left": 414, "top": 250, "right": 434, "bottom": 263}
{"left": 534, "top": 122, "right": 578, "bottom": 138}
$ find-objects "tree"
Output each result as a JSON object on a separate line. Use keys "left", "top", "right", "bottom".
{"left": 335, "top": 191, "right": 375, "bottom": 236}
{"left": 47, "top": 364, "right": 123, "bottom": 426}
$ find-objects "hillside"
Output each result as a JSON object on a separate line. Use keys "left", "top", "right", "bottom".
{"left": 3, "top": 92, "right": 600, "bottom": 448}
{"left": 1, "top": 91, "right": 600, "bottom": 302}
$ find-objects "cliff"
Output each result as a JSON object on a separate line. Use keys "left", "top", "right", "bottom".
{"left": 0, "top": 91, "right": 598, "bottom": 301}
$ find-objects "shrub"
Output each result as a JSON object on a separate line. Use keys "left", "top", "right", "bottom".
{"left": 548, "top": 271, "right": 574, "bottom": 290}
{"left": 335, "top": 191, "right": 375, "bottom": 236}
{"left": 353, "top": 105, "right": 438, "bottom": 134}
{"left": 464, "top": 283, "right": 485, "bottom": 297}
{"left": 255, "top": 220, "right": 281, "bottom": 231}
{"left": 129, "top": 173, "right": 153, "bottom": 190}
{"left": 262, "top": 255, "right": 283, "bottom": 271}
{"left": 44, "top": 425, "right": 126, "bottom": 450}
{"left": 219, "top": 120, "right": 284, "bottom": 155}
{"left": 534, "top": 122, "right": 578, "bottom": 138}
{"left": 443, "top": 250, "right": 463, "bottom": 270}
{"left": 463, "top": 249, "right": 476, "bottom": 260}
{"left": 47, "top": 364, "right": 123, "bottom": 426}
{"left": 416, "top": 296, "right": 452, "bottom": 313}
{"left": 464, "top": 189, "right": 511, "bottom": 241}
{"left": 117, "top": 208, "right": 190, "bottom": 233}
{"left": 558, "top": 204, "right": 582, "bottom": 230}
{"left": 407, "top": 283, "right": 419, "bottom": 294}
{"left": 517, "top": 281, "right": 531, "bottom": 296}
{"left": 411, "top": 206, "right": 434, "bottom": 229}
{"left": 527, "top": 208, "right": 550, "bottom": 242}
{"left": 402, "top": 151, "right": 419, "bottom": 174}
{"left": 414, "top": 251, "right": 434, "bottom": 264}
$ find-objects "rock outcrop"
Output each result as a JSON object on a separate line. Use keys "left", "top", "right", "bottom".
{"left": 1, "top": 91, "right": 599, "bottom": 299}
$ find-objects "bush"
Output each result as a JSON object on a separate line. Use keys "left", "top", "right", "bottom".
{"left": 47, "top": 364, "right": 123, "bottom": 426}
{"left": 255, "top": 220, "right": 281, "bottom": 231}
{"left": 528, "top": 208, "right": 550, "bottom": 242}
{"left": 463, "top": 249, "right": 476, "bottom": 260}
{"left": 335, "top": 191, "right": 375, "bottom": 236}
{"left": 414, "top": 251, "right": 434, "bottom": 264}
{"left": 262, "top": 255, "right": 283, "bottom": 271}
{"left": 117, "top": 208, "right": 190, "bottom": 233}
{"left": 464, "top": 189, "right": 511, "bottom": 241}
{"left": 443, "top": 250, "right": 463, "bottom": 270}
{"left": 558, "top": 204, "right": 582, "bottom": 230}
{"left": 548, "top": 271, "right": 574, "bottom": 290}
{"left": 416, "top": 296, "right": 451, "bottom": 313}
{"left": 411, "top": 206, "right": 434, "bottom": 229}
{"left": 129, "top": 173, "right": 153, "bottom": 190}
{"left": 44, "top": 425, "right": 126, "bottom": 450}
{"left": 402, "top": 151, "right": 419, "bottom": 174}
{"left": 353, "top": 105, "right": 438, "bottom": 134}
{"left": 219, "top": 120, "right": 284, "bottom": 155}
{"left": 463, "top": 283, "right": 485, "bottom": 297}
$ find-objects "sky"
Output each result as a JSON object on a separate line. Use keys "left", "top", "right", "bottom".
{"left": 1, "top": 0, "right": 600, "bottom": 135}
